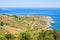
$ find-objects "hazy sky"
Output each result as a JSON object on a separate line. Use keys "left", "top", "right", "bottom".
{"left": 0, "top": 0, "right": 60, "bottom": 8}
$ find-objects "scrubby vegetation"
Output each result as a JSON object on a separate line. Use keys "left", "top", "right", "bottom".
{"left": 0, "top": 21, "right": 4, "bottom": 26}
{"left": 19, "top": 32, "right": 31, "bottom": 40}
{"left": 0, "top": 30, "right": 60, "bottom": 40}
{"left": 0, "top": 14, "right": 60, "bottom": 40}
{"left": 5, "top": 33, "right": 15, "bottom": 40}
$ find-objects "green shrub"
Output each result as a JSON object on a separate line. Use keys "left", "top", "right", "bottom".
{"left": 19, "top": 32, "right": 31, "bottom": 40}
{"left": 12, "top": 15, "right": 18, "bottom": 18}
{"left": 37, "top": 30, "right": 54, "bottom": 40}
{"left": 37, "top": 31, "right": 45, "bottom": 40}
{"left": 0, "top": 22, "right": 4, "bottom": 26}
{"left": 53, "top": 29, "right": 60, "bottom": 40}
{"left": 5, "top": 33, "right": 15, "bottom": 40}
{"left": 0, "top": 34, "right": 5, "bottom": 40}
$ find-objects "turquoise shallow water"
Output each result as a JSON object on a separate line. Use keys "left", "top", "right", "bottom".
{"left": 0, "top": 8, "right": 60, "bottom": 29}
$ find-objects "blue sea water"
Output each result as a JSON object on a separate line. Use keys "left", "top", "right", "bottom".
{"left": 0, "top": 8, "right": 60, "bottom": 30}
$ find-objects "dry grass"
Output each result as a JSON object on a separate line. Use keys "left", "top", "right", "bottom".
{"left": 0, "top": 14, "right": 53, "bottom": 34}
{"left": 2, "top": 25, "right": 25, "bottom": 34}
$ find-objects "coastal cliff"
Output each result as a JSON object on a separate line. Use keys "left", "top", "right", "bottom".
{"left": 0, "top": 14, "right": 54, "bottom": 34}
{"left": 19, "top": 16, "right": 54, "bottom": 30}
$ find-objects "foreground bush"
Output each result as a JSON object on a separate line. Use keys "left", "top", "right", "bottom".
{"left": 0, "top": 34, "right": 5, "bottom": 40}
{"left": 0, "top": 29, "right": 60, "bottom": 40}
{"left": 5, "top": 33, "right": 15, "bottom": 40}
{"left": 37, "top": 30, "right": 60, "bottom": 40}
{"left": 53, "top": 29, "right": 60, "bottom": 40}
{"left": 19, "top": 32, "right": 31, "bottom": 40}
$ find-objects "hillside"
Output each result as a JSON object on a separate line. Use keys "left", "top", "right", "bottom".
{"left": 0, "top": 14, "right": 54, "bottom": 34}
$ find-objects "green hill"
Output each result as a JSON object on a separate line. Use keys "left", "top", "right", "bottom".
{"left": 0, "top": 14, "right": 54, "bottom": 34}
{"left": 0, "top": 14, "right": 60, "bottom": 40}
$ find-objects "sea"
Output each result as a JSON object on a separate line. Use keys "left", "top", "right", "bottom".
{"left": 0, "top": 8, "right": 60, "bottom": 30}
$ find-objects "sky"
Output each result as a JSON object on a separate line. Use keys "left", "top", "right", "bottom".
{"left": 0, "top": 0, "right": 60, "bottom": 8}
